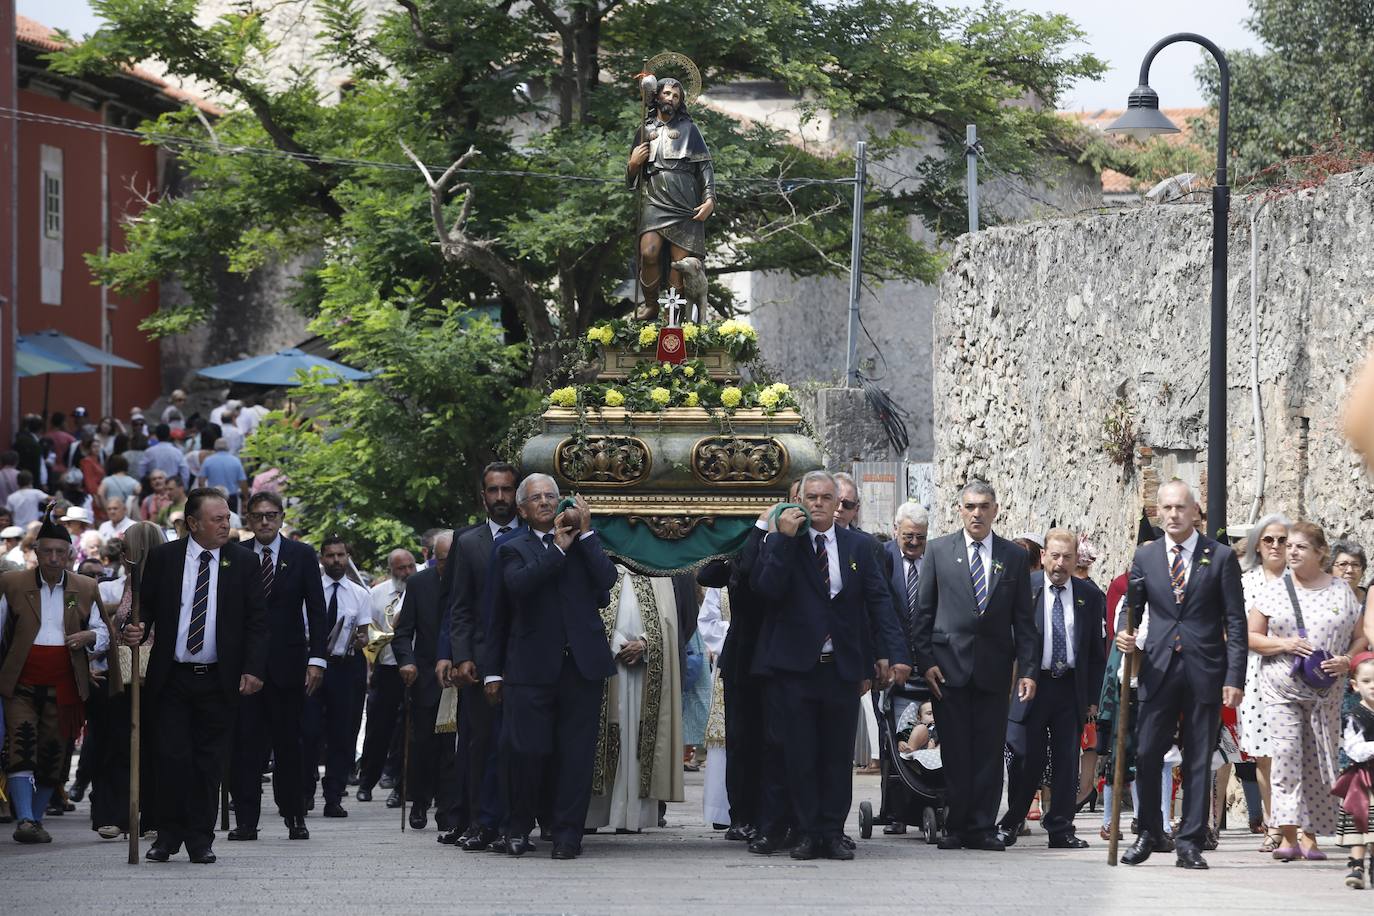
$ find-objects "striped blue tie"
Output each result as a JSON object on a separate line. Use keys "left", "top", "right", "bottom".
{"left": 970, "top": 541, "right": 988, "bottom": 614}
{"left": 186, "top": 550, "right": 213, "bottom": 655}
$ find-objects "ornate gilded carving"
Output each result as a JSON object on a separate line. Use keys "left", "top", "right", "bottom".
{"left": 555, "top": 436, "right": 650, "bottom": 486}
{"left": 626, "top": 515, "right": 715, "bottom": 540}
{"left": 692, "top": 436, "right": 787, "bottom": 485}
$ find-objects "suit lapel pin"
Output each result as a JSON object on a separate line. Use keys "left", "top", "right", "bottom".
{"left": 992, "top": 559, "right": 1005, "bottom": 575}
{"left": 1199, "top": 547, "right": 1212, "bottom": 567}
{"left": 220, "top": 558, "right": 232, "bottom": 569}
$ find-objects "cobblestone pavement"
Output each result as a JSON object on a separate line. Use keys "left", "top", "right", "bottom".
{"left": 0, "top": 771, "right": 1358, "bottom": 914}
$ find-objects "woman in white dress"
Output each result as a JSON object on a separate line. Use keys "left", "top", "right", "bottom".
{"left": 1239, "top": 513, "right": 1291, "bottom": 853}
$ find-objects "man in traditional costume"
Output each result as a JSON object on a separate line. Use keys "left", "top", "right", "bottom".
{"left": 586, "top": 567, "right": 684, "bottom": 832}
{"left": 0, "top": 507, "right": 113, "bottom": 843}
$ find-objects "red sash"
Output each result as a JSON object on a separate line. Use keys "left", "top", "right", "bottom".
{"left": 19, "top": 644, "right": 85, "bottom": 739}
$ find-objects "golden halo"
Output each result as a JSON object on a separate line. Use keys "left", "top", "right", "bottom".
{"left": 644, "top": 51, "right": 702, "bottom": 104}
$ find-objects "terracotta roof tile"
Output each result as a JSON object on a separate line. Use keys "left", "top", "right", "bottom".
{"left": 16, "top": 14, "right": 221, "bottom": 115}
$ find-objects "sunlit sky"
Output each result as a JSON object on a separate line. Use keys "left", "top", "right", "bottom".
{"left": 19, "top": 0, "right": 1263, "bottom": 110}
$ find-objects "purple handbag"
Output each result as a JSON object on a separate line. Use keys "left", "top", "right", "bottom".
{"left": 1284, "top": 574, "right": 1336, "bottom": 691}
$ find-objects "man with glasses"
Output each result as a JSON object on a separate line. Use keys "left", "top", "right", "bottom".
{"left": 481, "top": 475, "right": 616, "bottom": 860}
{"left": 227, "top": 491, "right": 328, "bottom": 840}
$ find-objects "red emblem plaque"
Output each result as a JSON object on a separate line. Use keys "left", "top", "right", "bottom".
{"left": 656, "top": 326, "right": 685, "bottom": 364}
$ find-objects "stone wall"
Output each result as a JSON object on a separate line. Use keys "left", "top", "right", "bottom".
{"left": 933, "top": 166, "right": 1374, "bottom": 579}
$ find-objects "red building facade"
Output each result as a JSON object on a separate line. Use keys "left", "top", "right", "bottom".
{"left": 2, "top": 9, "right": 215, "bottom": 435}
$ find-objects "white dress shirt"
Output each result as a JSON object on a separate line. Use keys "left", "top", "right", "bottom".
{"left": 319, "top": 574, "right": 371, "bottom": 658}
{"left": 368, "top": 578, "right": 405, "bottom": 666}
{"left": 0, "top": 573, "right": 109, "bottom": 654}
{"left": 1164, "top": 529, "right": 1200, "bottom": 587}
{"left": 697, "top": 588, "right": 728, "bottom": 656}
{"left": 175, "top": 540, "right": 220, "bottom": 663}
{"left": 964, "top": 530, "right": 993, "bottom": 571}
{"left": 98, "top": 517, "right": 136, "bottom": 541}
{"left": 1041, "top": 577, "right": 1076, "bottom": 670}
{"left": 488, "top": 518, "right": 517, "bottom": 540}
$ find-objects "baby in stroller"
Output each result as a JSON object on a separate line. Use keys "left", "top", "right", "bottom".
{"left": 897, "top": 700, "right": 939, "bottom": 758}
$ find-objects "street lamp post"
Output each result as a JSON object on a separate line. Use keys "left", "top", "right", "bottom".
{"left": 1106, "top": 33, "right": 1231, "bottom": 540}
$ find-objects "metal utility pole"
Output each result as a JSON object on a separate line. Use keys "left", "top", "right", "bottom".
{"left": 845, "top": 141, "right": 866, "bottom": 387}
{"left": 966, "top": 124, "right": 980, "bottom": 233}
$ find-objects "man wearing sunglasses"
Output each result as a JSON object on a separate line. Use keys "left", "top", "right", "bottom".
{"left": 227, "top": 490, "right": 329, "bottom": 841}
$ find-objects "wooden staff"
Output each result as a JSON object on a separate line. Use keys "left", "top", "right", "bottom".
{"left": 126, "top": 559, "right": 141, "bottom": 865}
{"left": 1108, "top": 578, "right": 1146, "bottom": 866}
{"left": 401, "top": 684, "right": 412, "bottom": 833}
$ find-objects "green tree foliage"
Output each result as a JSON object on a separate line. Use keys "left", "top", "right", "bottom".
{"left": 1196, "top": 0, "right": 1374, "bottom": 181}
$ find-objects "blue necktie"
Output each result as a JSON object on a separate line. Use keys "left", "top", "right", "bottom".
{"left": 970, "top": 542, "right": 988, "bottom": 614}
{"left": 1050, "top": 584, "right": 1068, "bottom": 674}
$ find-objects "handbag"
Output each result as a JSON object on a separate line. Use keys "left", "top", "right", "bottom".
{"left": 1283, "top": 574, "right": 1336, "bottom": 691}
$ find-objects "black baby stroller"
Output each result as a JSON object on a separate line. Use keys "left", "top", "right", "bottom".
{"left": 857, "top": 678, "right": 948, "bottom": 843}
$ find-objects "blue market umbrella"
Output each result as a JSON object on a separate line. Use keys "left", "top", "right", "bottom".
{"left": 197, "top": 348, "right": 372, "bottom": 387}
{"left": 15, "top": 337, "right": 94, "bottom": 377}
{"left": 27, "top": 328, "right": 142, "bottom": 369}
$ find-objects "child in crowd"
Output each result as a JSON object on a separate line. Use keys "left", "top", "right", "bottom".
{"left": 1335, "top": 652, "right": 1374, "bottom": 889}
{"left": 897, "top": 701, "right": 938, "bottom": 757}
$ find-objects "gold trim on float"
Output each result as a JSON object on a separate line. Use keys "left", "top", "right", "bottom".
{"left": 553, "top": 435, "right": 652, "bottom": 488}
{"left": 690, "top": 435, "right": 790, "bottom": 487}
{"left": 542, "top": 407, "right": 805, "bottom": 430}
{"left": 584, "top": 493, "right": 778, "bottom": 516}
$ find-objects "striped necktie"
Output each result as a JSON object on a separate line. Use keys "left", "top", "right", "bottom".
{"left": 186, "top": 550, "right": 213, "bottom": 655}
{"left": 906, "top": 559, "right": 920, "bottom": 614}
{"left": 970, "top": 541, "right": 988, "bottom": 614}
{"left": 1170, "top": 545, "right": 1187, "bottom": 605}
{"left": 260, "top": 545, "right": 274, "bottom": 601}
{"left": 815, "top": 533, "right": 830, "bottom": 593}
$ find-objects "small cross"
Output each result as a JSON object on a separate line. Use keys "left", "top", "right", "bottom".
{"left": 659, "top": 287, "right": 686, "bottom": 327}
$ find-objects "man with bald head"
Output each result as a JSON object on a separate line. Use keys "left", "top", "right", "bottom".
{"left": 392, "top": 530, "right": 458, "bottom": 831}
{"left": 357, "top": 547, "right": 417, "bottom": 803}
{"left": 1119, "top": 479, "right": 1246, "bottom": 870}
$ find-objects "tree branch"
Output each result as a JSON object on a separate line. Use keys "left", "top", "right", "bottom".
{"left": 394, "top": 0, "right": 454, "bottom": 53}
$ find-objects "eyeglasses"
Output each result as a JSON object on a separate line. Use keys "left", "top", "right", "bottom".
{"left": 1261, "top": 535, "right": 1288, "bottom": 546}
{"left": 520, "top": 493, "right": 559, "bottom": 505}
{"left": 1334, "top": 560, "right": 1365, "bottom": 571}
{"left": 899, "top": 534, "right": 928, "bottom": 544}
{"left": 247, "top": 512, "right": 282, "bottom": 523}
{"left": 838, "top": 499, "right": 858, "bottom": 511}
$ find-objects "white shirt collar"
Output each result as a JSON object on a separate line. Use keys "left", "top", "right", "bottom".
{"left": 253, "top": 534, "right": 283, "bottom": 557}
{"left": 811, "top": 525, "right": 836, "bottom": 544}
{"left": 37, "top": 569, "right": 66, "bottom": 594}
{"left": 1046, "top": 576, "right": 1072, "bottom": 597}
{"left": 1165, "top": 529, "right": 1199, "bottom": 556}
{"left": 963, "top": 529, "right": 992, "bottom": 553}
{"left": 187, "top": 539, "right": 220, "bottom": 564}
{"left": 488, "top": 518, "right": 517, "bottom": 539}
{"left": 323, "top": 573, "right": 349, "bottom": 591}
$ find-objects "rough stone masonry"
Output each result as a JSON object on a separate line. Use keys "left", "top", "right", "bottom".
{"left": 933, "top": 165, "right": 1374, "bottom": 579}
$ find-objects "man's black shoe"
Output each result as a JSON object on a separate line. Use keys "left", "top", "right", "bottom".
{"left": 287, "top": 817, "right": 310, "bottom": 840}
{"left": 506, "top": 835, "right": 536, "bottom": 856}
{"left": 384, "top": 791, "right": 402, "bottom": 809}
{"left": 464, "top": 827, "right": 500, "bottom": 851}
{"left": 438, "top": 829, "right": 463, "bottom": 845}
{"left": 551, "top": 843, "right": 579, "bottom": 860}
{"left": 189, "top": 849, "right": 217, "bottom": 864}
{"left": 145, "top": 845, "right": 171, "bottom": 862}
{"left": 724, "top": 824, "right": 754, "bottom": 842}
{"left": 997, "top": 825, "right": 1019, "bottom": 847}
{"left": 1049, "top": 833, "right": 1089, "bottom": 849}
{"left": 779, "top": 828, "right": 801, "bottom": 850}
{"left": 355, "top": 787, "right": 372, "bottom": 802}
{"left": 323, "top": 802, "right": 348, "bottom": 818}
{"left": 839, "top": 834, "right": 856, "bottom": 851}
{"left": 968, "top": 834, "right": 1005, "bottom": 852}
{"left": 936, "top": 835, "right": 964, "bottom": 850}
{"left": 409, "top": 807, "right": 427, "bottom": 830}
{"left": 1176, "top": 847, "right": 1209, "bottom": 870}
{"left": 1122, "top": 834, "right": 1164, "bottom": 866}
{"left": 226, "top": 827, "right": 258, "bottom": 841}
{"left": 789, "top": 836, "right": 819, "bottom": 860}
{"left": 68, "top": 782, "right": 87, "bottom": 803}
{"left": 747, "top": 834, "right": 782, "bottom": 855}
{"left": 822, "top": 836, "right": 855, "bottom": 860}
{"left": 378, "top": 775, "right": 396, "bottom": 789}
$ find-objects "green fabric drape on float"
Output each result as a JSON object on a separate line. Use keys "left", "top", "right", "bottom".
{"left": 596, "top": 516, "right": 754, "bottom": 576}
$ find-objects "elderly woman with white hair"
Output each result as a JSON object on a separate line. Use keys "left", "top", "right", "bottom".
{"left": 1239, "top": 512, "right": 1293, "bottom": 852}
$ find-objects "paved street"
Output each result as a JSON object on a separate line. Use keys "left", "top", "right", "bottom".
{"left": 0, "top": 770, "right": 1357, "bottom": 915}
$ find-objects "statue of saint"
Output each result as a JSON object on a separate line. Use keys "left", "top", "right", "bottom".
{"left": 627, "top": 78, "right": 715, "bottom": 321}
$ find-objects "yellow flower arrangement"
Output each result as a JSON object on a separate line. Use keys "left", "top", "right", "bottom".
{"left": 604, "top": 388, "right": 625, "bottom": 407}
{"left": 638, "top": 326, "right": 659, "bottom": 348}
{"left": 685, "top": 392, "right": 700, "bottom": 407}
{"left": 683, "top": 322, "right": 700, "bottom": 341}
{"left": 758, "top": 387, "right": 780, "bottom": 408}
{"left": 586, "top": 325, "right": 615, "bottom": 346}
{"left": 549, "top": 386, "right": 578, "bottom": 407}
{"left": 683, "top": 365, "right": 695, "bottom": 377}
{"left": 720, "top": 386, "right": 743, "bottom": 408}
{"left": 649, "top": 387, "right": 671, "bottom": 405}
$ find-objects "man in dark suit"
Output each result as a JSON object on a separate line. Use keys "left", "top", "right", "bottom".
{"left": 878, "top": 500, "right": 928, "bottom": 834}
{"left": 434, "top": 462, "right": 520, "bottom": 848}
{"left": 480, "top": 476, "right": 616, "bottom": 860}
{"left": 1120, "top": 480, "right": 1246, "bottom": 869}
{"left": 998, "top": 528, "right": 1106, "bottom": 849}
{"left": 750, "top": 470, "right": 903, "bottom": 861}
{"left": 912, "top": 479, "right": 1037, "bottom": 851}
{"left": 127, "top": 488, "right": 267, "bottom": 863}
{"left": 228, "top": 490, "right": 328, "bottom": 841}
{"left": 393, "top": 530, "right": 460, "bottom": 832}
{"left": 12, "top": 415, "right": 42, "bottom": 484}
